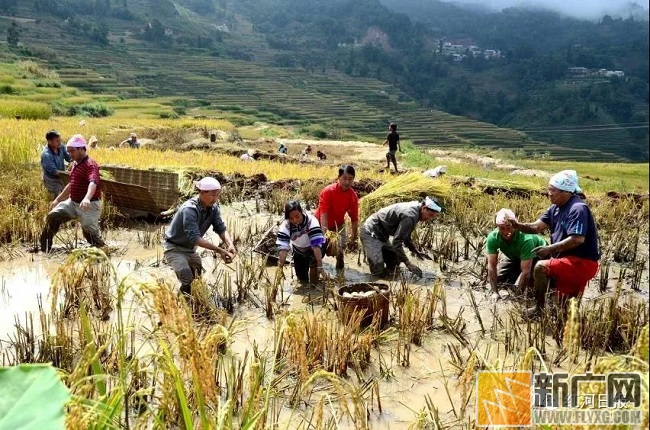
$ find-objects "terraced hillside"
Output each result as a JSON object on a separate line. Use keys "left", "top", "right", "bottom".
{"left": 1, "top": 7, "right": 632, "bottom": 162}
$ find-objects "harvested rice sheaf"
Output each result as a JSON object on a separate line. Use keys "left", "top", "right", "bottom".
{"left": 324, "top": 230, "right": 339, "bottom": 256}
{"left": 359, "top": 172, "right": 452, "bottom": 220}
{"left": 518, "top": 347, "right": 537, "bottom": 371}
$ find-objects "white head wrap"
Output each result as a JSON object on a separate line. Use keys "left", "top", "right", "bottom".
{"left": 549, "top": 170, "right": 582, "bottom": 193}
{"left": 495, "top": 208, "right": 516, "bottom": 226}
{"left": 194, "top": 177, "right": 222, "bottom": 191}
{"left": 424, "top": 196, "right": 442, "bottom": 212}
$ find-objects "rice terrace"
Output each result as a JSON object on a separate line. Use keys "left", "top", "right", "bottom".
{"left": 0, "top": 1, "right": 649, "bottom": 429}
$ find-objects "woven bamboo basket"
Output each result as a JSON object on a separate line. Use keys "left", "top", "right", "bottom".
{"left": 336, "top": 282, "right": 390, "bottom": 328}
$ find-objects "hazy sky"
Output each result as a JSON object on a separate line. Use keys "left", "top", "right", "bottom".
{"left": 445, "top": 0, "right": 650, "bottom": 20}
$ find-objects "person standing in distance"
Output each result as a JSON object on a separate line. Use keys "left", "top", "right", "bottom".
{"left": 382, "top": 123, "right": 401, "bottom": 173}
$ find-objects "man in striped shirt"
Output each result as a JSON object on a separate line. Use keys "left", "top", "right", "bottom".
{"left": 39, "top": 135, "right": 105, "bottom": 253}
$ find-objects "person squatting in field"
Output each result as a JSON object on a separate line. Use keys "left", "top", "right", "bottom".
{"left": 276, "top": 200, "right": 327, "bottom": 284}
{"left": 360, "top": 197, "right": 441, "bottom": 278}
{"left": 485, "top": 208, "right": 547, "bottom": 299}
{"left": 506, "top": 170, "right": 600, "bottom": 318}
{"left": 313, "top": 165, "right": 359, "bottom": 270}
{"left": 163, "top": 177, "right": 237, "bottom": 297}
{"left": 40, "top": 134, "right": 105, "bottom": 252}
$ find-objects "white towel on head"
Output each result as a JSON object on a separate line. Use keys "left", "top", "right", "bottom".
{"left": 495, "top": 208, "right": 516, "bottom": 226}
{"left": 549, "top": 170, "right": 581, "bottom": 193}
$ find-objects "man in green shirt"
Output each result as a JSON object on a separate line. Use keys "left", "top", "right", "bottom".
{"left": 485, "top": 208, "right": 547, "bottom": 298}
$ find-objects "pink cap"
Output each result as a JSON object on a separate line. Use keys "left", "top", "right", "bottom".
{"left": 66, "top": 134, "right": 87, "bottom": 148}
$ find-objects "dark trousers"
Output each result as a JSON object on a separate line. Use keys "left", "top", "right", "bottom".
{"left": 498, "top": 256, "right": 537, "bottom": 289}
{"left": 292, "top": 246, "right": 322, "bottom": 282}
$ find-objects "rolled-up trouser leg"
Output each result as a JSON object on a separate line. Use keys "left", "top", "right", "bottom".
{"left": 360, "top": 226, "right": 387, "bottom": 276}
{"left": 77, "top": 200, "right": 105, "bottom": 247}
{"left": 165, "top": 250, "right": 204, "bottom": 295}
{"left": 40, "top": 199, "right": 76, "bottom": 252}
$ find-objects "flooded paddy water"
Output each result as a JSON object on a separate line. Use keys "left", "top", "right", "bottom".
{"left": 1, "top": 193, "right": 648, "bottom": 429}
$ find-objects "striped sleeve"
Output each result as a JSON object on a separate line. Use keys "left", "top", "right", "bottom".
{"left": 566, "top": 203, "right": 589, "bottom": 237}
{"left": 307, "top": 215, "right": 325, "bottom": 247}
{"left": 276, "top": 221, "right": 292, "bottom": 251}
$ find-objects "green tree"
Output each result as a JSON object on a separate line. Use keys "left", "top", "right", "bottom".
{"left": 0, "top": 0, "right": 18, "bottom": 14}
{"left": 7, "top": 22, "right": 20, "bottom": 47}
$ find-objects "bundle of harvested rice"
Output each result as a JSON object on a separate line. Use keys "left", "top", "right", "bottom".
{"left": 324, "top": 230, "right": 339, "bottom": 256}
{"left": 359, "top": 172, "right": 452, "bottom": 220}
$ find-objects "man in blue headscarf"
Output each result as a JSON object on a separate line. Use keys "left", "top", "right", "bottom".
{"left": 506, "top": 170, "right": 599, "bottom": 317}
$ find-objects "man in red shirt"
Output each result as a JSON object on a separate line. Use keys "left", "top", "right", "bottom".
{"left": 313, "top": 165, "right": 359, "bottom": 270}
{"left": 40, "top": 134, "right": 106, "bottom": 253}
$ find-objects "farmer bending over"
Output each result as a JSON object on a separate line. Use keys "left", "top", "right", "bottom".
{"left": 163, "top": 177, "right": 236, "bottom": 297}
{"left": 40, "top": 135, "right": 105, "bottom": 252}
{"left": 506, "top": 170, "right": 599, "bottom": 317}
{"left": 360, "top": 197, "right": 441, "bottom": 278}
{"left": 120, "top": 132, "right": 140, "bottom": 149}
{"left": 276, "top": 200, "right": 327, "bottom": 284}
{"left": 314, "top": 165, "right": 359, "bottom": 270}
{"left": 485, "top": 208, "right": 547, "bottom": 299}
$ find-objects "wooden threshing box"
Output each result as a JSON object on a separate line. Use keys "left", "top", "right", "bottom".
{"left": 63, "top": 166, "right": 180, "bottom": 215}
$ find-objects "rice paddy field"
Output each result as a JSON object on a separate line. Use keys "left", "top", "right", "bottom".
{"left": 0, "top": 117, "right": 648, "bottom": 429}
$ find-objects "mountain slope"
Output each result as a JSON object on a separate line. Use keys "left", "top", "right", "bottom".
{"left": 0, "top": 0, "right": 647, "bottom": 160}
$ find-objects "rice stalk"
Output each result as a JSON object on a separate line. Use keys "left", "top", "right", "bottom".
{"left": 50, "top": 247, "right": 115, "bottom": 321}
{"left": 631, "top": 324, "right": 649, "bottom": 362}
{"left": 562, "top": 298, "right": 581, "bottom": 364}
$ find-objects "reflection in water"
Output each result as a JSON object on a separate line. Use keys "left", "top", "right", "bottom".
{"left": 0, "top": 265, "right": 51, "bottom": 341}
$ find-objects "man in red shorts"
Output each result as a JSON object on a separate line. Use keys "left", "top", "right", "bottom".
{"left": 507, "top": 170, "right": 599, "bottom": 317}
